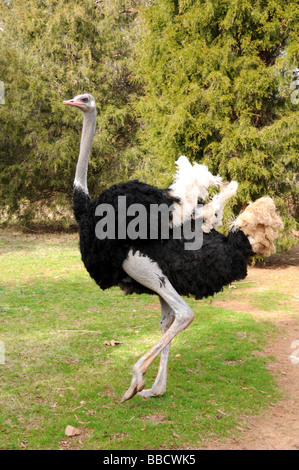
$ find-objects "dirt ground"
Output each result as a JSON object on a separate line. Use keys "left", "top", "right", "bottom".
{"left": 201, "top": 244, "right": 299, "bottom": 450}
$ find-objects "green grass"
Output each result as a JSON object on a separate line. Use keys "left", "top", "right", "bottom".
{"left": 249, "top": 290, "right": 294, "bottom": 311}
{"left": 214, "top": 281, "right": 295, "bottom": 313}
{"left": 0, "top": 233, "right": 281, "bottom": 449}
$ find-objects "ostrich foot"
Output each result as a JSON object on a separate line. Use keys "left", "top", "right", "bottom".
{"left": 138, "top": 386, "right": 165, "bottom": 398}
{"left": 120, "top": 372, "right": 145, "bottom": 403}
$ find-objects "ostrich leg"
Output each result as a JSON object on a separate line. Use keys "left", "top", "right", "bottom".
{"left": 138, "top": 296, "right": 174, "bottom": 398}
{"left": 121, "top": 251, "right": 194, "bottom": 402}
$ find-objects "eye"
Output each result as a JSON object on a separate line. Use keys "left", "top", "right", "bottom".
{"left": 81, "top": 97, "right": 88, "bottom": 103}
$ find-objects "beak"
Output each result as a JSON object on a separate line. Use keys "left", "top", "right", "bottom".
{"left": 63, "top": 99, "right": 83, "bottom": 106}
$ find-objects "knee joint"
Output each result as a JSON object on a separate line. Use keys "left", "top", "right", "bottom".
{"left": 176, "top": 306, "right": 194, "bottom": 328}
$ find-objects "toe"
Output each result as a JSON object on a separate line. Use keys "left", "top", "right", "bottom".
{"left": 120, "top": 374, "right": 145, "bottom": 403}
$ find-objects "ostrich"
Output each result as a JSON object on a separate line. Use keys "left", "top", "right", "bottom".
{"left": 63, "top": 93, "right": 283, "bottom": 402}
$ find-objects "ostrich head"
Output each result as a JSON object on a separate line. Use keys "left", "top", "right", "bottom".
{"left": 63, "top": 93, "right": 96, "bottom": 112}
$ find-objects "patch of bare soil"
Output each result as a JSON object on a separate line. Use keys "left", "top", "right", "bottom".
{"left": 201, "top": 245, "right": 299, "bottom": 450}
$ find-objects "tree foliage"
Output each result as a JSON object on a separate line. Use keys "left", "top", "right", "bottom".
{"left": 0, "top": 0, "right": 140, "bottom": 221}
{"left": 133, "top": 0, "right": 298, "bottom": 215}
{"left": 0, "top": 0, "right": 298, "bottom": 232}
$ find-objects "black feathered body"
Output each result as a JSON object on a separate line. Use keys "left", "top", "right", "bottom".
{"left": 122, "top": 229, "right": 253, "bottom": 299}
{"left": 73, "top": 181, "right": 253, "bottom": 299}
{"left": 73, "top": 180, "right": 178, "bottom": 290}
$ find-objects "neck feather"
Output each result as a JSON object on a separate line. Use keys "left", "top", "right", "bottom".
{"left": 74, "top": 109, "right": 96, "bottom": 194}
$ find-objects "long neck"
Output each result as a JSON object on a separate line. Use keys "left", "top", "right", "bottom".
{"left": 74, "top": 108, "right": 97, "bottom": 195}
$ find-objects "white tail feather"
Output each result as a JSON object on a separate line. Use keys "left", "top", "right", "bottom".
{"left": 169, "top": 156, "right": 222, "bottom": 226}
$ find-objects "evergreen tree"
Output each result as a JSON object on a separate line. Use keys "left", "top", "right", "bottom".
{"left": 0, "top": 0, "right": 298, "bottom": 237}
{"left": 0, "top": 0, "right": 140, "bottom": 223}
{"left": 133, "top": 0, "right": 298, "bottom": 220}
